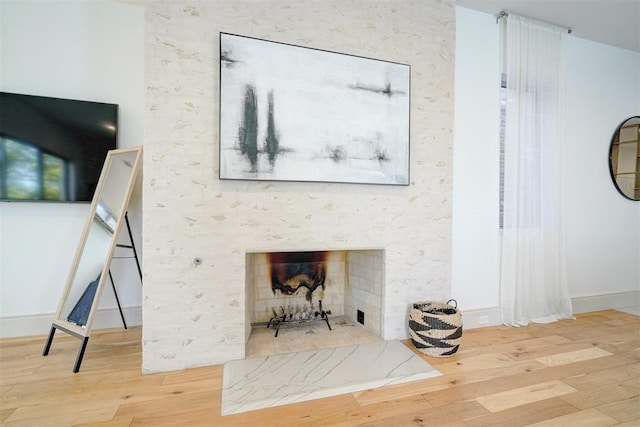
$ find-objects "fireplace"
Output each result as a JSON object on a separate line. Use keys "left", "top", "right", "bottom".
{"left": 245, "top": 249, "right": 385, "bottom": 347}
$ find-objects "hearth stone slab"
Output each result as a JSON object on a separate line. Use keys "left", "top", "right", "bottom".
{"left": 221, "top": 340, "right": 441, "bottom": 416}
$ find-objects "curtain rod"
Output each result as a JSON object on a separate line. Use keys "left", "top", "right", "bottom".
{"left": 497, "top": 11, "right": 573, "bottom": 34}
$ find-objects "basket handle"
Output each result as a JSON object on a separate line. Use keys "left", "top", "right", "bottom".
{"left": 446, "top": 299, "right": 457, "bottom": 309}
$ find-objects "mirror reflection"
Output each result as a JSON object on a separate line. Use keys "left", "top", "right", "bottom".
{"left": 55, "top": 148, "right": 142, "bottom": 331}
{"left": 609, "top": 116, "right": 640, "bottom": 201}
{"left": 61, "top": 218, "right": 114, "bottom": 325}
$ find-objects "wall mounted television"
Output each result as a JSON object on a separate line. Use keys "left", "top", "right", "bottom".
{"left": 0, "top": 92, "right": 118, "bottom": 202}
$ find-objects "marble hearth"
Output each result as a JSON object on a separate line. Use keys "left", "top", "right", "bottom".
{"left": 222, "top": 340, "right": 441, "bottom": 415}
{"left": 244, "top": 249, "right": 384, "bottom": 354}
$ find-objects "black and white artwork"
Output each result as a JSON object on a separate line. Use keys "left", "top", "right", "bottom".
{"left": 219, "top": 33, "right": 410, "bottom": 185}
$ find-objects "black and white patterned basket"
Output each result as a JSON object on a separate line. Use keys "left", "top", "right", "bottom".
{"left": 409, "top": 299, "right": 462, "bottom": 357}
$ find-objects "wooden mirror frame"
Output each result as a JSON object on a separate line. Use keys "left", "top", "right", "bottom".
{"left": 43, "top": 146, "right": 142, "bottom": 372}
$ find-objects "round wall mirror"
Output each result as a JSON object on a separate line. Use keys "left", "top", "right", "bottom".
{"left": 609, "top": 116, "right": 640, "bottom": 201}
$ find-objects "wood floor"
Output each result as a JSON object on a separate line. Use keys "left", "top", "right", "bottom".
{"left": 1, "top": 309, "right": 638, "bottom": 426}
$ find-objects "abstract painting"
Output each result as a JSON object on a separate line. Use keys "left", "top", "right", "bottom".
{"left": 219, "top": 33, "right": 410, "bottom": 185}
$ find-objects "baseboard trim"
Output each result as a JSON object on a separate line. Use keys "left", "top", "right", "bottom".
{"left": 571, "top": 290, "right": 640, "bottom": 314}
{"left": 0, "top": 306, "right": 142, "bottom": 339}
{"left": 461, "top": 290, "right": 640, "bottom": 330}
{"left": 461, "top": 307, "right": 503, "bottom": 329}
{"left": 3, "top": 291, "right": 638, "bottom": 338}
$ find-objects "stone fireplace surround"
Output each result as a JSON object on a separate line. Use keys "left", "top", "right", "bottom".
{"left": 245, "top": 250, "right": 384, "bottom": 345}
{"left": 142, "top": 0, "right": 455, "bottom": 373}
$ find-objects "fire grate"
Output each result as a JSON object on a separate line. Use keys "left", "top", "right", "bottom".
{"left": 267, "top": 299, "right": 332, "bottom": 337}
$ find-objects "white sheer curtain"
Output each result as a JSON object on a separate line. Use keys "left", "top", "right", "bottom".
{"left": 500, "top": 13, "right": 573, "bottom": 326}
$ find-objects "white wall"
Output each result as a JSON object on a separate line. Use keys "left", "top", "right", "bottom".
{"left": 452, "top": 6, "right": 640, "bottom": 326}
{"left": 564, "top": 37, "right": 640, "bottom": 300}
{"left": 452, "top": 7, "right": 501, "bottom": 314}
{"left": 0, "top": 0, "right": 145, "bottom": 338}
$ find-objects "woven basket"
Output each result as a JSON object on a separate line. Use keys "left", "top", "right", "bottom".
{"left": 409, "top": 299, "right": 462, "bottom": 357}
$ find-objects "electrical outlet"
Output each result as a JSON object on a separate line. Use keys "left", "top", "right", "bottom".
{"left": 479, "top": 315, "right": 489, "bottom": 325}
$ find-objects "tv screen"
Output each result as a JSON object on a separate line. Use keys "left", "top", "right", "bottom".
{"left": 0, "top": 92, "right": 118, "bottom": 202}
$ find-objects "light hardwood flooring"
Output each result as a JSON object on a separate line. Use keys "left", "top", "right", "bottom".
{"left": 1, "top": 309, "right": 638, "bottom": 426}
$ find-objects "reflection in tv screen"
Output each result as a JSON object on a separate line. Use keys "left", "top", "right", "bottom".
{"left": 0, "top": 92, "right": 118, "bottom": 202}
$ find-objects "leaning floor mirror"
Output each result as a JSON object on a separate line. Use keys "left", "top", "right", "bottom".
{"left": 43, "top": 146, "right": 142, "bottom": 373}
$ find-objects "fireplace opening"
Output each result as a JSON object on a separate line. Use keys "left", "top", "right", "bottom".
{"left": 245, "top": 249, "right": 385, "bottom": 356}
{"left": 268, "top": 251, "right": 328, "bottom": 302}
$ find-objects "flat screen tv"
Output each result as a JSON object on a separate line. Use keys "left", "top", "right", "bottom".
{"left": 0, "top": 92, "right": 118, "bottom": 202}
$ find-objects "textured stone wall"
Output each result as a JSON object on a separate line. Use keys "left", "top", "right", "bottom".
{"left": 143, "top": 0, "right": 455, "bottom": 373}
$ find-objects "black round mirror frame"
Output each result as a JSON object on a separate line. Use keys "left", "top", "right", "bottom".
{"left": 608, "top": 115, "right": 640, "bottom": 201}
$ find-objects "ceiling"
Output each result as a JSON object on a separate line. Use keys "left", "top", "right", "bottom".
{"left": 456, "top": 0, "right": 640, "bottom": 52}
